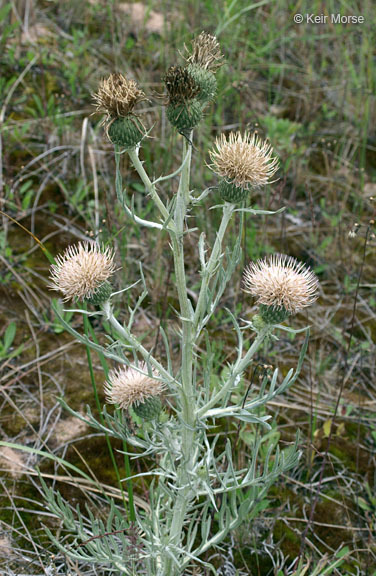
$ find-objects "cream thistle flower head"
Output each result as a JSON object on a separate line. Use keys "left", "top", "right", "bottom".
{"left": 104, "top": 363, "right": 165, "bottom": 410}
{"left": 49, "top": 242, "right": 115, "bottom": 303}
{"left": 209, "top": 132, "right": 279, "bottom": 190}
{"left": 93, "top": 72, "right": 146, "bottom": 121}
{"left": 185, "top": 31, "right": 224, "bottom": 71}
{"left": 243, "top": 254, "right": 319, "bottom": 315}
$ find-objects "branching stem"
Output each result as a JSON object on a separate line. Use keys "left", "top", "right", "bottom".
{"left": 193, "top": 202, "right": 235, "bottom": 334}
{"left": 101, "top": 301, "right": 177, "bottom": 387}
{"left": 127, "top": 148, "right": 175, "bottom": 231}
{"left": 197, "top": 327, "right": 269, "bottom": 418}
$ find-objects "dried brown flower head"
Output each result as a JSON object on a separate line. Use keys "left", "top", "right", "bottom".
{"left": 209, "top": 132, "right": 279, "bottom": 189}
{"left": 104, "top": 363, "right": 165, "bottom": 409}
{"left": 243, "top": 254, "right": 319, "bottom": 313}
{"left": 185, "top": 31, "right": 224, "bottom": 71}
{"left": 164, "top": 66, "right": 200, "bottom": 104}
{"left": 49, "top": 242, "right": 116, "bottom": 302}
{"left": 93, "top": 73, "right": 146, "bottom": 120}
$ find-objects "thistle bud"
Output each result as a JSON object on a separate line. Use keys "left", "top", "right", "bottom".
{"left": 107, "top": 116, "right": 146, "bottom": 150}
{"left": 252, "top": 314, "right": 267, "bottom": 332}
{"left": 187, "top": 63, "right": 217, "bottom": 104}
{"left": 85, "top": 281, "right": 113, "bottom": 306}
{"left": 133, "top": 396, "right": 162, "bottom": 421}
{"left": 164, "top": 66, "right": 203, "bottom": 135}
{"left": 258, "top": 304, "right": 290, "bottom": 325}
{"left": 166, "top": 99, "right": 203, "bottom": 135}
{"left": 218, "top": 180, "right": 249, "bottom": 203}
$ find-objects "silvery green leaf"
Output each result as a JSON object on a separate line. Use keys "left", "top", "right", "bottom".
{"left": 275, "top": 323, "right": 311, "bottom": 333}
{"left": 52, "top": 301, "right": 127, "bottom": 363}
{"left": 57, "top": 397, "right": 128, "bottom": 441}
{"left": 234, "top": 205, "right": 286, "bottom": 215}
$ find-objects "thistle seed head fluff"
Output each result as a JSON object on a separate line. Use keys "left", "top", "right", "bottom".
{"left": 93, "top": 73, "right": 146, "bottom": 120}
{"left": 49, "top": 242, "right": 116, "bottom": 302}
{"left": 209, "top": 132, "right": 279, "bottom": 189}
{"left": 104, "top": 363, "right": 165, "bottom": 409}
{"left": 185, "top": 31, "right": 224, "bottom": 71}
{"left": 243, "top": 254, "right": 319, "bottom": 313}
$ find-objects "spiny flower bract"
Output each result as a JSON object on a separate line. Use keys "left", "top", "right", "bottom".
{"left": 243, "top": 254, "right": 319, "bottom": 314}
{"left": 104, "top": 363, "right": 165, "bottom": 409}
{"left": 209, "top": 132, "right": 279, "bottom": 189}
{"left": 49, "top": 242, "right": 115, "bottom": 302}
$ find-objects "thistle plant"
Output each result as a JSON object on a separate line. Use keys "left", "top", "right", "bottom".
{"left": 43, "top": 32, "right": 319, "bottom": 575}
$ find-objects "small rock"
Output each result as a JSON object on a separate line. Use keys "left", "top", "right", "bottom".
{"left": 0, "top": 446, "right": 25, "bottom": 478}
{"left": 118, "top": 2, "right": 164, "bottom": 35}
{"left": 54, "top": 416, "right": 87, "bottom": 445}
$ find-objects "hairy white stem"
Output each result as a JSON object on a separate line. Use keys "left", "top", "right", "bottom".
{"left": 164, "top": 138, "right": 195, "bottom": 575}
